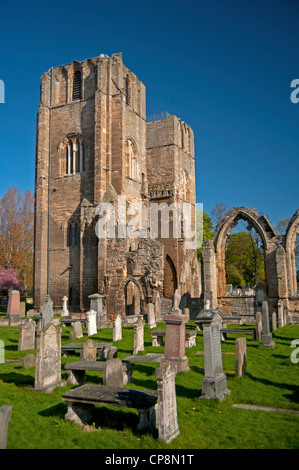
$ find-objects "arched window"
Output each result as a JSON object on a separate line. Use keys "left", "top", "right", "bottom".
{"left": 68, "top": 220, "right": 79, "bottom": 247}
{"left": 125, "top": 139, "right": 138, "bottom": 180}
{"left": 64, "top": 136, "right": 85, "bottom": 175}
{"left": 73, "top": 69, "right": 82, "bottom": 100}
{"left": 74, "top": 224, "right": 79, "bottom": 246}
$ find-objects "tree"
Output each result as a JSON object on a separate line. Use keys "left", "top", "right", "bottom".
{"left": 210, "top": 202, "right": 231, "bottom": 227}
{"left": 0, "top": 187, "right": 34, "bottom": 290}
{"left": 0, "top": 267, "right": 24, "bottom": 292}
{"left": 275, "top": 217, "right": 291, "bottom": 235}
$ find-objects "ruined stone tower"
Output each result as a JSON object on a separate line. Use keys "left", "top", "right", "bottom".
{"left": 34, "top": 52, "right": 201, "bottom": 316}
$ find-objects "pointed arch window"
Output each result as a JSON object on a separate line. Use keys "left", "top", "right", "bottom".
{"left": 125, "top": 139, "right": 138, "bottom": 180}
{"left": 65, "top": 136, "right": 85, "bottom": 175}
{"left": 68, "top": 220, "right": 80, "bottom": 247}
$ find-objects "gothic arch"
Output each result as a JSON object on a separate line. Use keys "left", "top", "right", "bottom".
{"left": 115, "top": 276, "right": 146, "bottom": 316}
{"left": 164, "top": 255, "right": 178, "bottom": 299}
{"left": 212, "top": 207, "right": 277, "bottom": 297}
{"left": 285, "top": 208, "right": 299, "bottom": 296}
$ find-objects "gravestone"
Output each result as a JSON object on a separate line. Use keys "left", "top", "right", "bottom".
{"left": 0, "top": 405, "right": 12, "bottom": 449}
{"left": 162, "top": 290, "right": 189, "bottom": 372}
{"left": 261, "top": 301, "right": 275, "bottom": 348}
{"left": 235, "top": 337, "right": 247, "bottom": 377}
{"left": 0, "top": 340, "right": 4, "bottom": 363}
{"left": 113, "top": 314, "right": 122, "bottom": 342}
{"left": 255, "top": 312, "right": 262, "bottom": 341}
{"left": 86, "top": 310, "right": 97, "bottom": 336}
{"left": 147, "top": 303, "right": 157, "bottom": 329}
{"left": 61, "top": 296, "right": 69, "bottom": 317}
{"left": 272, "top": 312, "right": 277, "bottom": 331}
{"left": 133, "top": 317, "right": 145, "bottom": 355}
{"left": 80, "top": 339, "right": 97, "bottom": 362}
{"left": 195, "top": 308, "right": 230, "bottom": 401}
{"left": 34, "top": 323, "right": 63, "bottom": 392}
{"left": 283, "top": 308, "right": 288, "bottom": 326}
{"left": 40, "top": 295, "right": 54, "bottom": 330}
{"left": 103, "top": 358, "right": 123, "bottom": 387}
{"left": 156, "top": 361, "right": 180, "bottom": 444}
{"left": 6, "top": 290, "right": 20, "bottom": 320}
{"left": 277, "top": 300, "right": 284, "bottom": 327}
{"left": 73, "top": 321, "right": 83, "bottom": 339}
{"left": 22, "top": 353, "right": 35, "bottom": 369}
{"left": 88, "top": 293, "right": 107, "bottom": 328}
{"left": 18, "top": 319, "right": 35, "bottom": 351}
{"left": 154, "top": 291, "right": 162, "bottom": 321}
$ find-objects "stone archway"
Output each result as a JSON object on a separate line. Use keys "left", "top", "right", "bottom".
{"left": 164, "top": 255, "right": 177, "bottom": 299}
{"left": 285, "top": 209, "right": 299, "bottom": 296}
{"left": 212, "top": 207, "right": 278, "bottom": 298}
{"left": 115, "top": 276, "right": 146, "bottom": 317}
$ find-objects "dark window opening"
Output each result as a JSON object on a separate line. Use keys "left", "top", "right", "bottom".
{"left": 73, "top": 69, "right": 82, "bottom": 100}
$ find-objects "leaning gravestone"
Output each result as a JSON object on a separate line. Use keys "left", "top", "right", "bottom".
{"left": 195, "top": 308, "right": 230, "bottom": 401}
{"left": 103, "top": 358, "right": 124, "bottom": 387}
{"left": 147, "top": 303, "right": 157, "bottom": 329}
{"left": 40, "top": 295, "right": 54, "bottom": 330}
{"left": 18, "top": 319, "right": 35, "bottom": 351}
{"left": 34, "top": 323, "right": 63, "bottom": 392}
{"left": 133, "top": 317, "right": 145, "bottom": 355}
{"left": 235, "top": 337, "right": 247, "bottom": 377}
{"left": 86, "top": 310, "right": 97, "bottom": 336}
{"left": 0, "top": 405, "right": 12, "bottom": 449}
{"left": 261, "top": 301, "right": 275, "bottom": 348}
{"left": 156, "top": 361, "right": 180, "bottom": 444}
{"left": 113, "top": 314, "right": 122, "bottom": 342}
{"left": 80, "top": 339, "right": 97, "bottom": 362}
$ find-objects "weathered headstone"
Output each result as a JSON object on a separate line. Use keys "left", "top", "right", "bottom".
{"left": 156, "top": 361, "right": 180, "bottom": 444}
{"left": 80, "top": 339, "right": 97, "bottom": 361}
{"left": 162, "top": 290, "right": 189, "bottom": 372}
{"left": 0, "top": 340, "right": 4, "bottom": 364}
{"left": 133, "top": 317, "right": 145, "bottom": 355}
{"left": 147, "top": 303, "right": 157, "bottom": 329}
{"left": 22, "top": 353, "right": 36, "bottom": 369}
{"left": 103, "top": 358, "right": 123, "bottom": 387}
{"left": 88, "top": 293, "right": 107, "bottom": 328}
{"left": 0, "top": 405, "right": 12, "bottom": 449}
{"left": 235, "top": 337, "right": 247, "bottom": 377}
{"left": 40, "top": 295, "right": 54, "bottom": 330}
{"left": 261, "top": 301, "right": 275, "bottom": 348}
{"left": 18, "top": 319, "right": 35, "bottom": 351}
{"left": 154, "top": 291, "right": 162, "bottom": 321}
{"left": 72, "top": 321, "right": 83, "bottom": 339}
{"left": 272, "top": 311, "right": 277, "bottom": 331}
{"left": 6, "top": 290, "right": 20, "bottom": 320}
{"left": 255, "top": 312, "right": 262, "bottom": 341}
{"left": 113, "top": 314, "right": 122, "bottom": 342}
{"left": 61, "top": 296, "right": 69, "bottom": 317}
{"left": 277, "top": 300, "right": 284, "bottom": 327}
{"left": 34, "top": 323, "right": 63, "bottom": 392}
{"left": 86, "top": 309, "right": 97, "bottom": 336}
{"left": 195, "top": 308, "right": 230, "bottom": 400}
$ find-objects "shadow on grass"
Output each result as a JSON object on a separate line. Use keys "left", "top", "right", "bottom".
{"left": 245, "top": 372, "right": 299, "bottom": 404}
{"left": 0, "top": 371, "right": 34, "bottom": 386}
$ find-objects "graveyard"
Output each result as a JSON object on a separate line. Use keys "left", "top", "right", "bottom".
{"left": 0, "top": 302, "right": 298, "bottom": 449}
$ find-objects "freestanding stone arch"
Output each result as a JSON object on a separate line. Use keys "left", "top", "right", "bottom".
{"left": 285, "top": 209, "right": 299, "bottom": 297}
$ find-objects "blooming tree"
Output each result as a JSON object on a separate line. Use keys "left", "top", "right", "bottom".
{"left": 0, "top": 267, "right": 24, "bottom": 292}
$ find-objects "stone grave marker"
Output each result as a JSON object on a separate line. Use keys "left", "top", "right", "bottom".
{"left": 235, "top": 337, "right": 247, "bottom": 377}
{"left": 40, "top": 295, "right": 54, "bottom": 330}
{"left": 22, "top": 353, "right": 35, "bottom": 369}
{"left": 195, "top": 308, "right": 230, "bottom": 400}
{"left": 272, "top": 311, "right": 277, "bottom": 331}
{"left": 255, "top": 312, "right": 262, "bottom": 341}
{"left": 86, "top": 309, "right": 97, "bottom": 336}
{"left": 34, "top": 323, "right": 63, "bottom": 392}
{"left": 261, "top": 301, "right": 275, "bottom": 348}
{"left": 0, "top": 405, "right": 12, "bottom": 449}
{"left": 88, "top": 293, "right": 107, "bottom": 328}
{"left": 154, "top": 291, "right": 162, "bottom": 321}
{"left": 147, "top": 303, "right": 157, "bottom": 329}
{"left": 103, "top": 358, "right": 124, "bottom": 387}
{"left": 277, "top": 300, "right": 284, "bottom": 327}
{"left": 162, "top": 290, "right": 189, "bottom": 372}
{"left": 18, "top": 319, "right": 35, "bottom": 351}
{"left": 156, "top": 361, "right": 180, "bottom": 444}
{"left": 0, "top": 340, "right": 4, "bottom": 364}
{"left": 133, "top": 317, "right": 145, "bottom": 355}
{"left": 6, "top": 290, "right": 20, "bottom": 320}
{"left": 80, "top": 339, "right": 97, "bottom": 362}
{"left": 113, "top": 314, "right": 122, "bottom": 342}
{"left": 73, "top": 321, "right": 83, "bottom": 339}
{"left": 61, "top": 296, "right": 69, "bottom": 317}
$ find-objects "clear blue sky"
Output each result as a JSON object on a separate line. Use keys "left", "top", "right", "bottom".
{"left": 0, "top": 0, "right": 298, "bottom": 227}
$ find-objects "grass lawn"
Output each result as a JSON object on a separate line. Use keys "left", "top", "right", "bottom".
{"left": 0, "top": 320, "right": 298, "bottom": 449}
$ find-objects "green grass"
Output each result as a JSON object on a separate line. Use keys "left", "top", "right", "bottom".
{"left": 0, "top": 321, "right": 298, "bottom": 449}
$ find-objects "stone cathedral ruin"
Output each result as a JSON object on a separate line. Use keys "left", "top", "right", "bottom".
{"left": 33, "top": 52, "right": 299, "bottom": 324}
